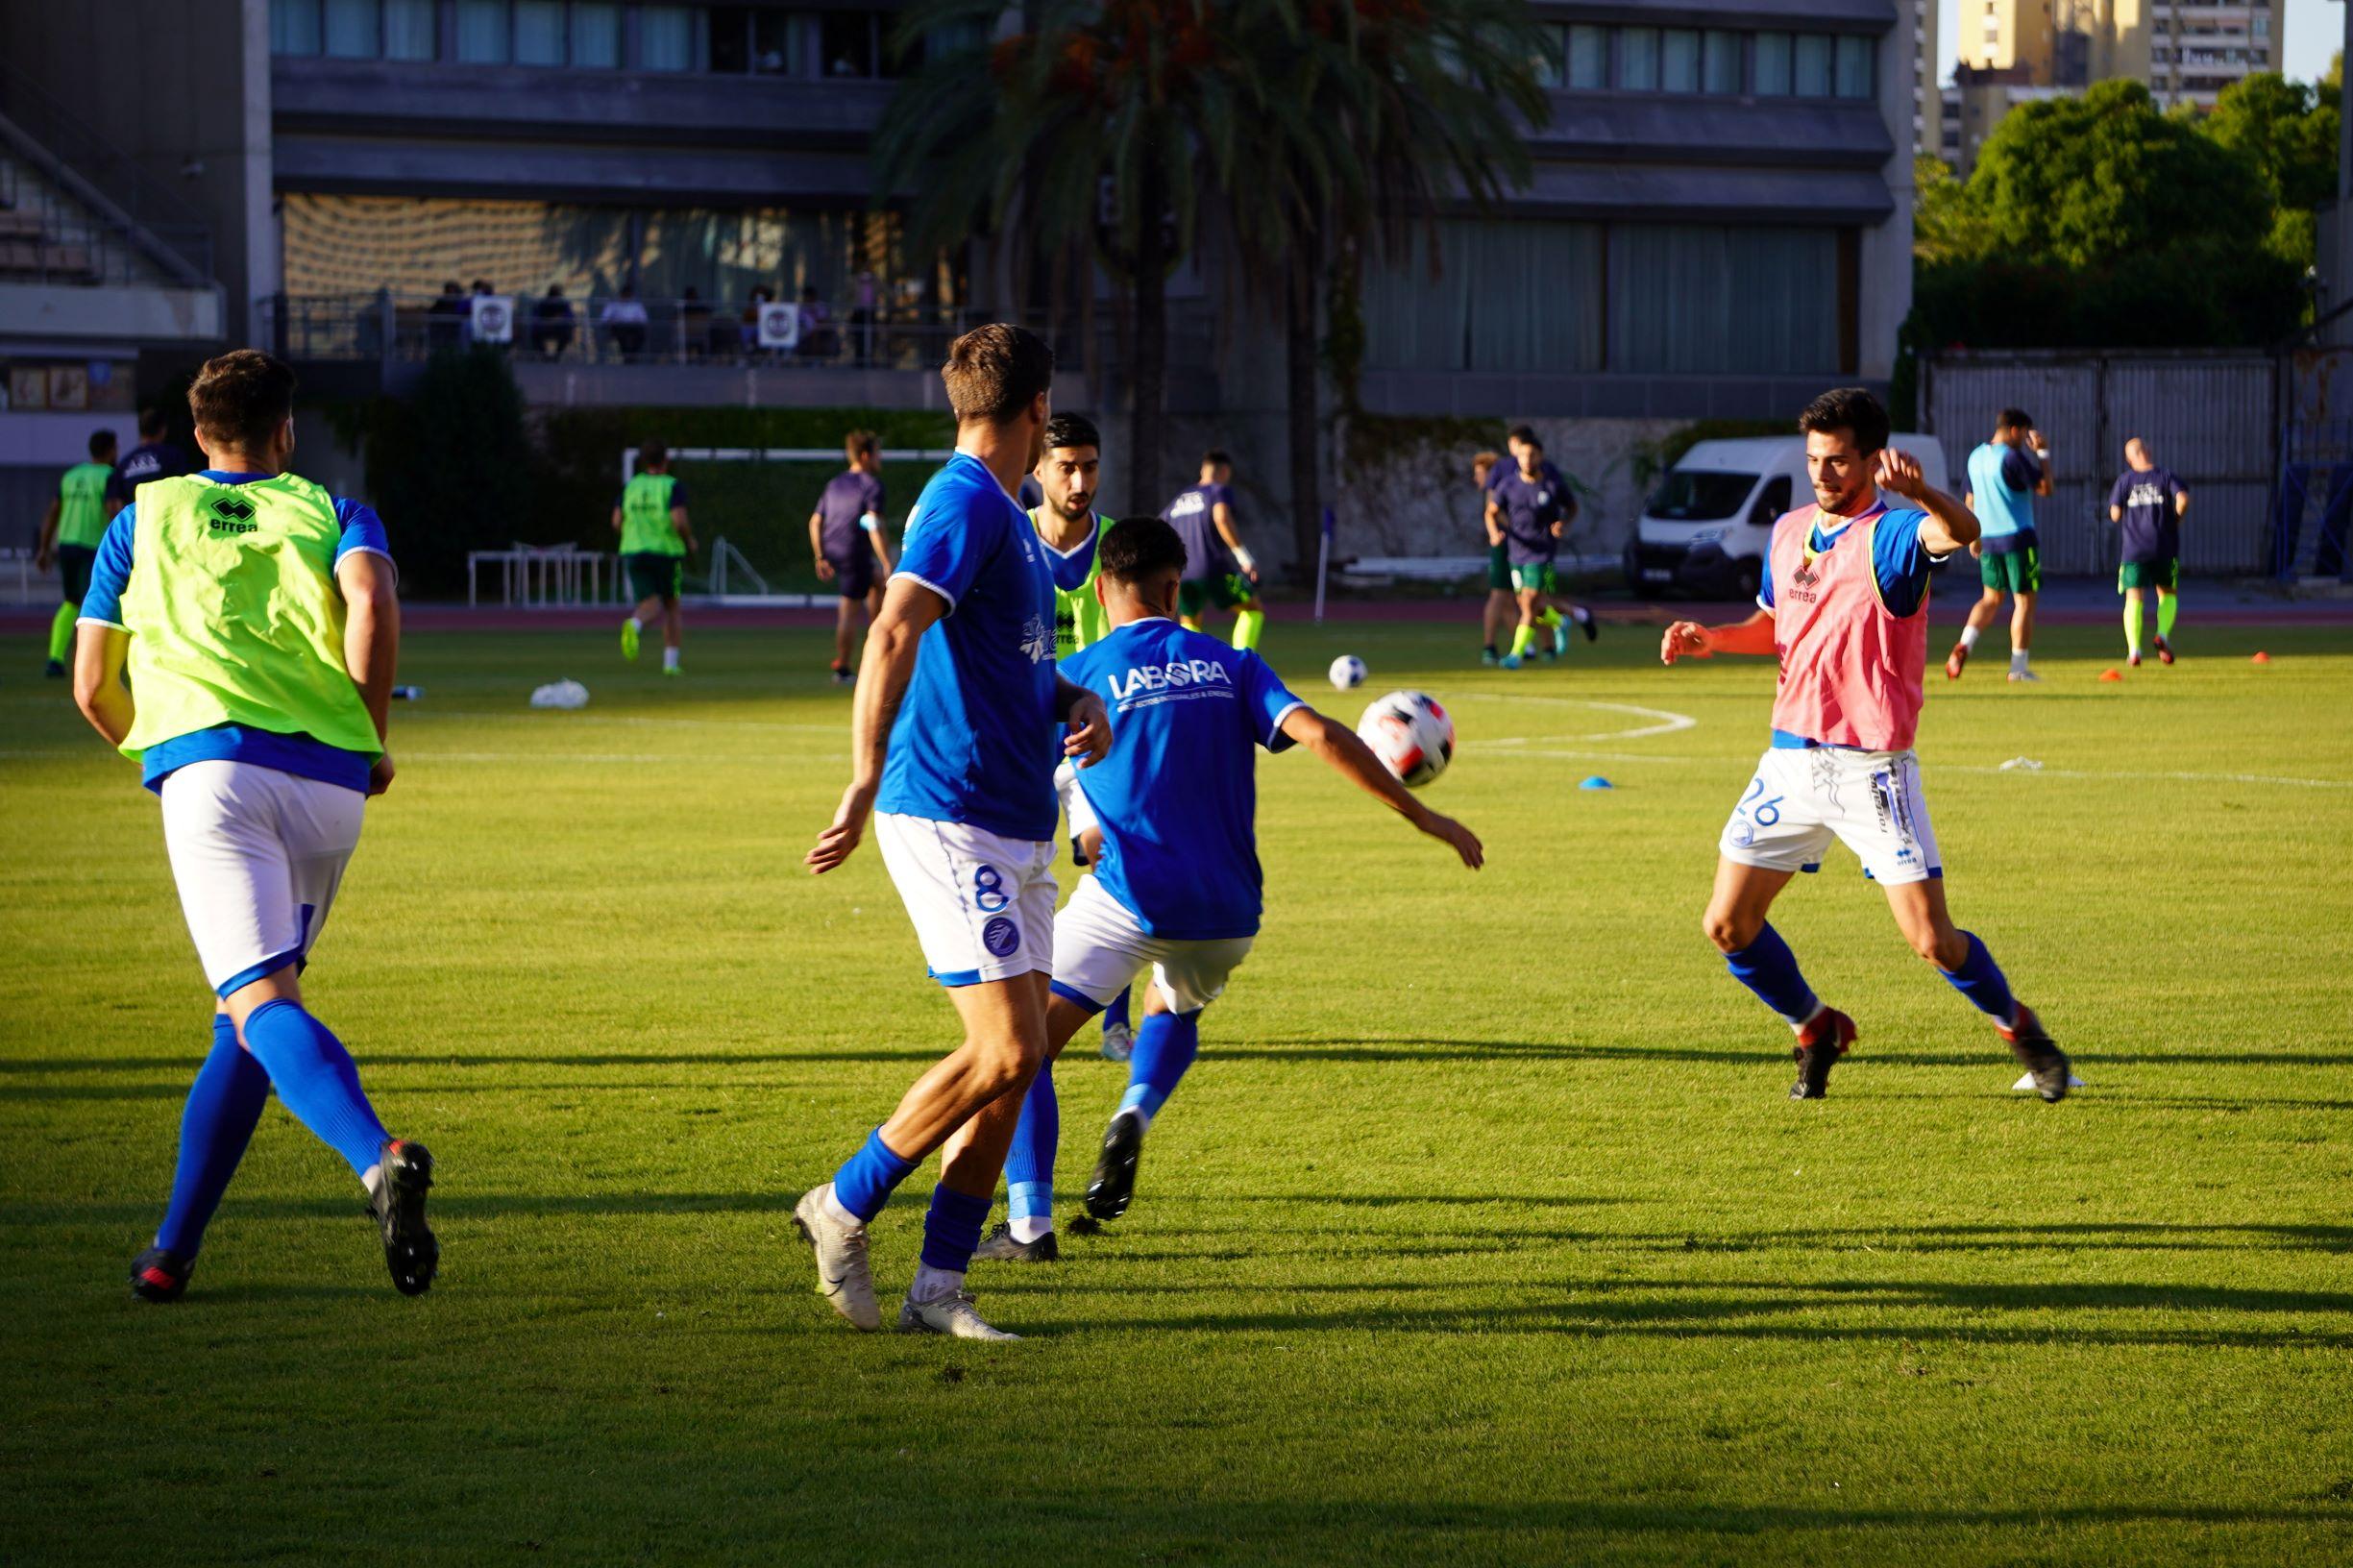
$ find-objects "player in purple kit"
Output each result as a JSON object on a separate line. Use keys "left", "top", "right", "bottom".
{"left": 795, "top": 324, "right": 1113, "bottom": 1342}
{"left": 1486, "top": 426, "right": 1597, "bottom": 669}
{"left": 809, "top": 429, "right": 895, "bottom": 685}
{"left": 2106, "top": 438, "right": 2189, "bottom": 667}
{"left": 1163, "top": 450, "right": 1266, "bottom": 650}
{"left": 108, "top": 405, "right": 190, "bottom": 509}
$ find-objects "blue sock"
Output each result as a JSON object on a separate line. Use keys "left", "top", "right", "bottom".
{"left": 919, "top": 1183, "right": 992, "bottom": 1272}
{"left": 1003, "top": 1061, "right": 1058, "bottom": 1234}
{"left": 1117, "top": 1010, "right": 1201, "bottom": 1128}
{"left": 1103, "top": 987, "right": 1131, "bottom": 1035}
{"left": 1724, "top": 924, "right": 1820, "bottom": 1027}
{"left": 154, "top": 1017, "right": 272, "bottom": 1259}
{"left": 1939, "top": 930, "right": 2017, "bottom": 1026}
{"left": 237, "top": 999, "right": 390, "bottom": 1179}
{"left": 830, "top": 1126, "right": 919, "bottom": 1224}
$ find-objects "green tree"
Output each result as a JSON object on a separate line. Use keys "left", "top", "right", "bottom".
{"left": 363, "top": 347, "right": 532, "bottom": 598}
{"left": 2199, "top": 70, "right": 2339, "bottom": 269}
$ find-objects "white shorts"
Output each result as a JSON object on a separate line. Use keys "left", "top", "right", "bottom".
{"left": 1718, "top": 746, "right": 1944, "bottom": 887}
{"left": 1053, "top": 758, "right": 1098, "bottom": 846}
{"left": 874, "top": 812, "right": 1058, "bottom": 987}
{"left": 159, "top": 760, "right": 367, "bottom": 996}
{"left": 1051, "top": 873, "right": 1254, "bottom": 1016}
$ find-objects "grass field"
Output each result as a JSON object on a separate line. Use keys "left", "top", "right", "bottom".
{"left": 4, "top": 610, "right": 2351, "bottom": 1566}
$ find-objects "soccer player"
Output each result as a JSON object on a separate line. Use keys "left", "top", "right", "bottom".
{"left": 1473, "top": 450, "right": 1515, "bottom": 666}
{"left": 1659, "top": 387, "right": 2071, "bottom": 1103}
{"left": 110, "top": 404, "right": 190, "bottom": 506}
{"left": 1163, "top": 449, "right": 1266, "bottom": 650}
{"left": 35, "top": 429, "right": 116, "bottom": 678}
{"left": 1486, "top": 426, "right": 1597, "bottom": 669}
{"left": 1027, "top": 414, "right": 1137, "bottom": 1066}
{"left": 615, "top": 442, "right": 697, "bottom": 675}
{"left": 68, "top": 349, "right": 437, "bottom": 1302}
{"left": 2107, "top": 438, "right": 2189, "bottom": 667}
{"left": 797, "top": 324, "right": 1113, "bottom": 1342}
{"left": 961, "top": 515, "right": 1483, "bottom": 1263}
{"left": 811, "top": 429, "right": 895, "bottom": 685}
{"left": 1950, "top": 408, "right": 2051, "bottom": 683}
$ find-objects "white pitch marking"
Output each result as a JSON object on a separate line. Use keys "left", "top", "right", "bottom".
{"left": 1450, "top": 694, "right": 1699, "bottom": 741}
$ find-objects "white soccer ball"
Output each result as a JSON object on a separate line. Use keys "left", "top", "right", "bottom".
{"left": 1329, "top": 654, "right": 1367, "bottom": 690}
{"left": 1357, "top": 690, "right": 1455, "bottom": 789}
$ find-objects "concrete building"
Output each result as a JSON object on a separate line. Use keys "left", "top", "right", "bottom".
{"left": 1942, "top": 62, "right": 2069, "bottom": 177}
{"left": 1957, "top": 0, "right": 2282, "bottom": 111}
{"left": 3, "top": 0, "right": 1924, "bottom": 562}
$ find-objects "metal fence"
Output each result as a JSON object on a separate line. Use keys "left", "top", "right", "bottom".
{"left": 1922, "top": 351, "right": 2276, "bottom": 576}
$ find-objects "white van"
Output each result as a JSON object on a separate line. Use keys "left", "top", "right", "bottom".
{"left": 1624, "top": 434, "right": 1950, "bottom": 600}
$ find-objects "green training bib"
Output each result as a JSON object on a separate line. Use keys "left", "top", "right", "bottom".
{"left": 620, "top": 472, "right": 683, "bottom": 555}
{"left": 57, "top": 461, "right": 114, "bottom": 549}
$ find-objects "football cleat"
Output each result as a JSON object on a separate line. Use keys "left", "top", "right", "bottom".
{"left": 1084, "top": 1110, "right": 1147, "bottom": 1221}
{"left": 971, "top": 1223, "right": 1060, "bottom": 1264}
{"left": 2154, "top": 636, "right": 2175, "bottom": 666}
{"left": 793, "top": 1185, "right": 880, "bottom": 1330}
{"left": 620, "top": 619, "right": 641, "bottom": 660}
{"left": 1481, "top": 649, "right": 1500, "bottom": 668}
{"left": 1100, "top": 1018, "right": 1135, "bottom": 1063}
{"left": 1945, "top": 643, "right": 1969, "bottom": 680}
{"left": 45, "top": 658, "right": 67, "bottom": 679}
{"left": 1575, "top": 604, "right": 1599, "bottom": 643}
{"left": 129, "top": 1245, "right": 192, "bottom": 1303}
{"left": 662, "top": 664, "right": 682, "bottom": 678}
{"left": 829, "top": 665, "right": 854, "bottom": 686}
{"left": 898, "top": 1288, "right": 1019, "bottom": 1341}
{"left": 2127, "top": 653, "right": 2143, "bottom": 668}
{"left": 1551, "top": 622, "right": 1569, "bottom": 657}
{"left": 2006, "top": 668, "right": 2042, "bottom": 683}
{"left": 1999, "top": 1005, "right": 2072, "bottom": 1102}
{"left": 1499, "top": 653, "right": 1523, "bottom": 672}
{"left": 1790, "top": 1007, "right": 1856, "bottom": 1100}
{"left": 371, "top": 1139, "right": 439, "bottom": 1296}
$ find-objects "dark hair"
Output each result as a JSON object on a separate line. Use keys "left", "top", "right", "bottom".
{"left": 89, "top": 428, "right": 117, "bottom": 457}
{"left": 843, "top": 429, "right": 878, "bottom": 462}
{"left": 1471, "top": 450, "right": 1500, "bottom": 478}
{"left": 1507, "top": 424, "right": 1539, "bottom": 448}
{"left": 187, "top": 350, "right": 297, "bottom": 453}
{"left": 1201, "top": 448, "right": 1231, "bottom": 470}
{"left": 640, "top": 441, "right": 669, "bottom": 470}
{"left": 941, "top": 323, "right": 1054, "bottom": 424}
{"left": 1798, "top": 386, "right": 1891, "bottom": 453}
{"left": 1043, "top": 412, "right": 1100, "bottom": 453}
{"left": 1097, "top": 515, "right": 1188, "bottom": 584}
{"left": 138, "top": 405, "right": 168, "bottom": 438}
{"left": 1998, "top": 406, "right": 2033, "bottom": 431}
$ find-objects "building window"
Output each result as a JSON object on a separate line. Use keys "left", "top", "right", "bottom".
{"left": 324, "top": 0, "right": 380, "bottom": 57}
{"left": 1529, "top": 25, "right": 1565, "bottom": 87}
{"left": 572, "top": 2, "right": 620, "bottom": 65}
{"left": 385, "top": 0, "right": 436, "bottom": 58}
{"left": 640, "top": 5, "right": 707, "bottom": 70}
{"left": 515, "top": 1, "right": 565, "bottom": 64}
{"left": 272, "top": 0, "right": 323, "bottom": 55}
{"left": 1619, "top": 27, "right": 1659, "bottom": 90}
{"left": 1834, "top": 35, "right": 1873, "bottom": 98}
{"left": 1794, "top": 33, "right": 1833, "bottom": 95}
{"left": 1703, "top": 30, "right": 1742, "bottom": 94}
{"left": 454, "top": 0, "right": 510, "bottom": 62}
{"left": 1566, "top": 24, "right": 1607, "bottom": 88}
{"left": 1753, "top": 33, "right": 1792, "bottom": 95}
{"left": 1660, "top": 29, "right": 1702, "bottom": 93}
{"left": 821, "top": 12, "right": 878, "bottom": 78}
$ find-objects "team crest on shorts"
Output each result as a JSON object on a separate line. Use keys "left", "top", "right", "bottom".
{"left": 982, "top": 916, "right": 1020, "bottom": 957}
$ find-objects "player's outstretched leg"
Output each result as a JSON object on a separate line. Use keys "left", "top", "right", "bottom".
{"left": 234, "top": 991, "right": 440, "bottom": 1292}
{"left": 132, "top": 1015, "right": 273, "bottom": 1302}
{"left": 1539, "top": 604, "right": 1566, "bottom": 659}
{"left": 1099, "top": 986, "right": 1135, "bottom": 1062}
{"left": 1889, "top": 885, "right": 2073, "bottom": 1102}
{"left": 2123, "top": 586, "right": 2145, "bottom": 667}
{"left": 1086, "top": 1006, "right": 1201, "bottom": 1221}
{"left": 794, "top": 1130, "right": 908, "bottom": 1331}
{"left": 1704, "top": 862, "right": 1855, "bottom": 1099}
{"left": 974, "top": 1062, "right": 1062, "bottom": 1263}
{"left": 2155, "top": 586, "right": 2179, "bottom": 664}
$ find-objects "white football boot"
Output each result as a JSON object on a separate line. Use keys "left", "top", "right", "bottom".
{"left": 793, "top": 1185, "right": 881, "bottom": 1331}
{"left": 898, "top": 1288, "right": 1021, "bottom": 1341}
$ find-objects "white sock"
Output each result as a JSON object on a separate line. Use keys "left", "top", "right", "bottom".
{"left": 2009, "top": 649, "right": 2029, "bottom": 673}
{"left": 818, "top": 1183, "right": 863, "bottom": 1232}
{"left": 1790, "top": 1000, "right": 1826, "bottom": 1035}
{"left": 1958, "top": 625, "right": 1980, "bottom": 650}
{"left": 1010, "top": 1214, "right": 1052, "bottom": 1245}
{"left": 909, "top": 1263, "right": 965, "bottom": 1304}
{"left": 625, "top": 615, "right": 643, "bottom": 632}
{"left": 662, "top": 647, "right": 680, "bottom": 671}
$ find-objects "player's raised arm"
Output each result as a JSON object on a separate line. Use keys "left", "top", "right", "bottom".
{"left": 807, "top": 573, "right": 944, "bottom": 873}
{"left": 1277, "top": 705, "right": 1483, "bottom": 869}
{"left": 1877, "top": 448, "right": 1978, "bottom": 554}
{"left": 1662, "top": 607, "right": 1775, "bottom": 664}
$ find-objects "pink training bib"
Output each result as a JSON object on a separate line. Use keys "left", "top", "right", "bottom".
{"left": 1767, "top": 502, "right": 1929, "bottom": 751}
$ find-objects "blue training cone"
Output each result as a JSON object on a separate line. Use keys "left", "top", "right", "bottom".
{"left": 1580, "top": 776, "right": 1613, "bottom": 791}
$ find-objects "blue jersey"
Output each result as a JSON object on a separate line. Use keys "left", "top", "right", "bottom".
{"left": 79, "top": 470, "right": 395, "bottom": 795}
{"left": 877, "top": 453, "right": 1061, "bottom": 841}
{"left": 1966, "top": 442, "right": 2041, "bottom": 546}
{"left": 1062, "top": 618, "right": 1307, "bottom": 941}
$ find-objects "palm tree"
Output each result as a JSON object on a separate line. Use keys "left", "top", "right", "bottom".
{"left": 1215, "top": 0, "right": 1552, "bottom": 574}
{"left": 876, "top": 0, "right": 1258, "bottom": 509}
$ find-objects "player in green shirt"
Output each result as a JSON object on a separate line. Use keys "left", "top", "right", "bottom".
{"left": 613, "top": 442, "right": 697, "bottom": 675}
{"left": 37, "top": 429, "right": 117, "bottom": 676}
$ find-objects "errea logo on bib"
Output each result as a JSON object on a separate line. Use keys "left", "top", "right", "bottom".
{"left": 1108, "top": 659, "right": 1233, "bottom": 701}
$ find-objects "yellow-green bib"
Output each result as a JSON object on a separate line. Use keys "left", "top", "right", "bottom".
{"left": 1037, "top": 508, "right": 1112, "bottom": 659}
{"left": 117, "top": 474, "right": 382, "bottom": 764}
{"left": 620, "top": 472, "right": 683, "bottom": 555}
{"left": 57, "top": 461, "right": 114, "bottom": 549}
